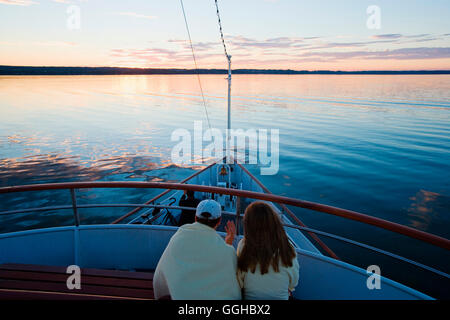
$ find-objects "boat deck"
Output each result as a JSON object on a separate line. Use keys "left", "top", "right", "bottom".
{"left": 0, "top": 263, "right": 154, "bottom": 300}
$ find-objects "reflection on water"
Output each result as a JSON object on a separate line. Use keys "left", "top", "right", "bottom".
{"left": 408, "top": 190, "right": 450, "bottom": 233}
{"left": 0, "top": 153, "right": 190, "bottom": 186}
{"left": 0, "top": 75, "right": 449, "bottom": 273}
{"left": 0, "top": 152, "right": 199, "bottom": 233}
{"left": 0, "top": 75, "right": 449, "bottom": 232}
{"left": 0, "top": 74, "right": 449, "bottom": 297}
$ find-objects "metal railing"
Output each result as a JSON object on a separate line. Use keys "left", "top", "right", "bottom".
{"left": 1, "top": 182, "right": 448, "bottom": 250}
{"left": 0, "top": 184, "right": 449, "bottom": 281}
{"left": 281, "top": 223, "right": 449, "bottom": 279}
{"left": 1, "top": 181, "right": 449, "bottom": 280}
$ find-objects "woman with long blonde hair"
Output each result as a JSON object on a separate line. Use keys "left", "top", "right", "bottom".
{"left": 237, "top": 201, "right": 299, "bottom": 300}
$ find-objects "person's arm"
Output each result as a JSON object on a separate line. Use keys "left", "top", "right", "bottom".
{"left": 153, "top": 264, "right": 171, "bottom": 300}
{"left": 288, "top": 254, "right": 300, "bottom": 292}
{"left": 225, "top": 220, "right": 236, "bottom": 245}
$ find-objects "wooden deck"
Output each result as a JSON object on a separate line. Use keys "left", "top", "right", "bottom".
{"left": 0, "top": 263, "right": 154, "bottom": 300}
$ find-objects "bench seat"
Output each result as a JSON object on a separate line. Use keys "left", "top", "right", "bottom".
{"left": 0, "top": 263, "right": 154, "bottom": 300}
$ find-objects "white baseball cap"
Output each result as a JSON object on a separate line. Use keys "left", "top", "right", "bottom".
{"left": 195, "top": 199, "right": 222, "bottom": 220}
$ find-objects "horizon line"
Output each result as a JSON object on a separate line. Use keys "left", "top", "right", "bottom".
{"left": 1, "top": 65, "right": 449, "bottom": 75}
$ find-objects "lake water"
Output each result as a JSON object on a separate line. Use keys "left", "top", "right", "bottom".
{"left": 0, "top": 74, "right": 449, "bottom": 297}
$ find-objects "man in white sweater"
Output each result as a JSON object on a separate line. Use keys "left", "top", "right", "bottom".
{"left": 153, "top": 199, "right": 241, "bottom": 300}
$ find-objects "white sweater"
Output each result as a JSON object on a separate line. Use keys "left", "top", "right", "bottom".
{"left": 237, "top": 239, "right": 299, "bottom": 300}
{"left": 153, "top": 222, "right": 242, "bottom": 300}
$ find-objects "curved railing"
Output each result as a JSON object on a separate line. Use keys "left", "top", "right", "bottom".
{"left": 281, "top": 223, "right": 449, "bottom": 279}
{"left": 0, "top": 181, "right": 449, "bottom": 251}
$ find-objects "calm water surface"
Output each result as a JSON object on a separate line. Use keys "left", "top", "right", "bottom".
{"left": 0, "top": 75, "right": 449, "bottom": 296}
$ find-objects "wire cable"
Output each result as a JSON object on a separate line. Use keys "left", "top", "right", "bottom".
{"left": 179, "top": 0, "right": 212, "bottom": 130}
{"left": 214, "top": 0, "right": 230, "bottom": 60}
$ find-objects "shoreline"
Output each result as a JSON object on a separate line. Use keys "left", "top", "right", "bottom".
{"left": 1, "top": 66, "right": 449, "bottom": 76}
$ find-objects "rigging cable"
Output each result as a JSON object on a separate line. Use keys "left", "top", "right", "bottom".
{"left": 214, "top": 0, "right": 230, "bottom": 60}
{"left": 179, "top": 0, "right": 212, "bottom": 130}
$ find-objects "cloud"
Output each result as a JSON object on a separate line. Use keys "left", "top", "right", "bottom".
{"left": 168, "top": 39, "right": 219, "bottom": 51}
{"left": 404, "top": 34, "right": 431, "bottom": 38}
{"left": 0, "top": 0, "right": 38, "bottom": 5}
{"left": 52, "top": 0, "right": 89, "bottom": 3}
{"left": 109, "top": 33, "right": 450, "bottom": 68}
{"left": 112, "top": 12, "right": 157, "bottom": 20}
{"left": 225, "top": 35, "right": 400, "bottom": 51}
{"left": 367, "top": 47, "right": 450, "bottom": 60}
{"left": 0, "top": 0, "right": 86, "bottom": 5}
{"left": 227, "top": 35, "right": 306, "bottom": 49}
{"left": 305, "top": 39, "right": 399, "bottom": 50}
{"left": 371, "top": 34, "right": 403, "bottom": 39}
{"left": 0, "top": 40, "right": 77, "bottom": 46}
{"left": 111, "top": 48, "right": 182, "bottom": 63}
{"left": 293, "top": 47, "right": 450, "bottom": 61}
{"left": 159, "top": 34, "right": 448, "bottom": 57}
{"left": 370, "top": 33, "right": 448, "bottom": 44}
{"left": 224, "top": 34, "right": 449, "bottom": 52}
{"left": 110, "top": 46, "right": 224, "bottom": 67}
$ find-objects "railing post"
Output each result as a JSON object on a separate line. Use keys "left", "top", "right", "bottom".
{"left": 70, "top": 188, "right": 80, "bottom": 227}
{"left": 235, "top": 196, "right": 241, "bottom": 236}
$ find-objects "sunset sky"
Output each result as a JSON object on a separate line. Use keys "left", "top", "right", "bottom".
{"left": 1, "top": 0, "right": 449, "bottom": 71}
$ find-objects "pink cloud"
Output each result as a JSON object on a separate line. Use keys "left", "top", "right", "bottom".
{"left": 0, "top": 0, "right": 38, "bottom": 6}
